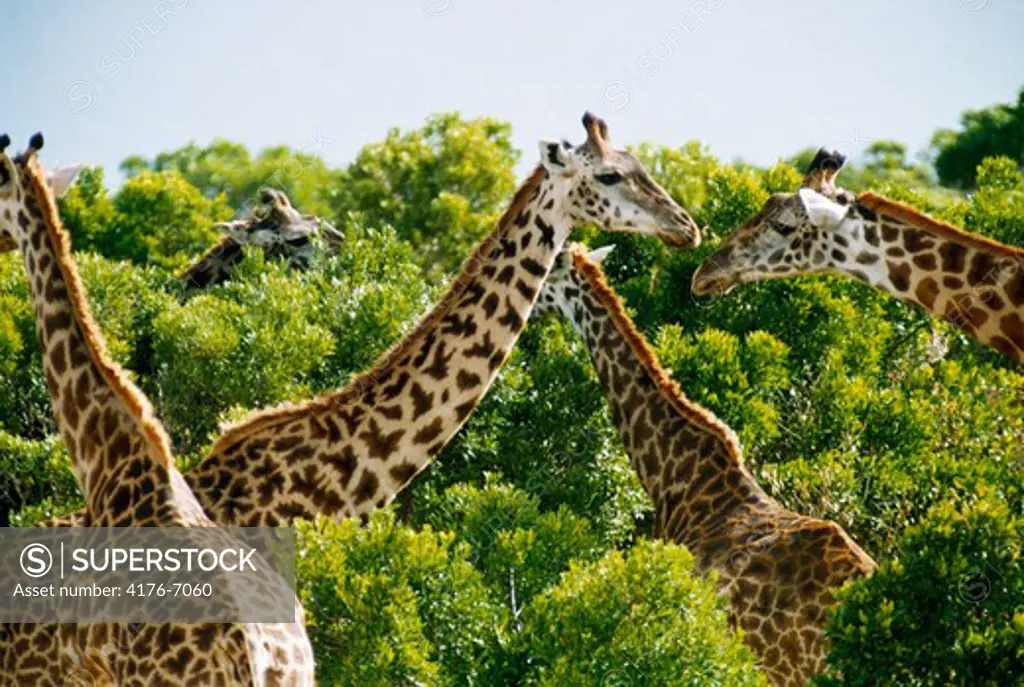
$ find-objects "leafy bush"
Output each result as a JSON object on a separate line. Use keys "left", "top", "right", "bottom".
{"left": 332, "top": 112, "right": 520, "bottom": 272}
{"left": 817, "top": 494, "right": 1024, "bottom": 686}
{"left": 417, "top": 476, "right": 602, "bottom": 608}
{"left": 521, "top": 539, "right": 767, "bottom": 686}
{"left": 296, "top": 510, "right": 505, "bottom": 687}
{"left": 62, "top": 168, "right": 233, "bottom": 268}
{"left": 0, "top": 431, "right": 80, "bottom": 526}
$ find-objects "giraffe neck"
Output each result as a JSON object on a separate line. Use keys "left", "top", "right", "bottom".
{"left": 177, "top": 236, "right": 245, "bottom": 291}
{"left": 14, "top": 163, "right": 183, "bottom": 519}
{"left": 830, "top": 194, "right": 1024, "bottom": 362}
{"left": 560, "top": 254, "right": 776, "bottom": 556}
{"left": 195, "top": 167, "right": 576, "bottom": 523}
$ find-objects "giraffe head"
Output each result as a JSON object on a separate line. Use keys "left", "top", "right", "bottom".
{"left": 538, "top": 113, "right": 701, "bottom": 248}
{"left": 535, "top": 242, "right": 615, "bottom": 317}
{"left": 0, "top": 133, "right": 82, "bottom": 253}
{"left": 691, "top": 148, "right": 851, "bottom": 295}
{"left": 216, "top": 187, "right": 345, "bottom": 252}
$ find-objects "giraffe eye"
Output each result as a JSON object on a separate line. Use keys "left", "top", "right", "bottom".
{"left": 595, "top": 172, "right": 623, "bottom": 186}
{"left": 769, "top": 219, "right": 795, "bottom": 236}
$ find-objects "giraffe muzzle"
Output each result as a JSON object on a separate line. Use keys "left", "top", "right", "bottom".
{"left": 690, "top": 263, "right": 736, "bottom": 296}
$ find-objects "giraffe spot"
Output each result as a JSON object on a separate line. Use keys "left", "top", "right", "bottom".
{"left": 284, "top": 445, "right": 316, "bottom": 464}
{"left": 358, "top": 419, "right": 405, "bottom": 460}
{"left": 456, "top": 369, "right": 481, "bottom": 390}
{"left": 979, "top": 290, "right": 1004, "bottom": 311}
{"left": 886, "top": 261, "right": 912, "bottom": 292}
{"left": 409, "top": 381, "right": 434, "bottom": 421}
{"left": 515, "top": 278, "right": 537, "bottom": 302}
{"left": 1000, "top": 312, "right": 1024, "bottom": 349}
{"left": 534, "top": 216, "right": 555, "bottom": 247}
{"left": 323, "top": 447, "right": 358, "bottom": 489}
{"left": 272, "top": 436, "right": 303, "bottom": 452}
{"left": 885, "top": 246, "right": 905, "bottom": 258}
{"left": 912, "top": 253, "right": 937, "bottom": 270}
{"left": 455, "top": 396, "right": 479, "bottom": 422}
{"left": 423, "top": 339, "right": 455, "bottom": 380}
{"left": 943, "top": 276, "right": 964, "bottom": 289}
{"left": 380, "top": 371, "right": 410, "bottom": 400}
{"left": 61, "top": 387, "right": 80, "bottom": 429}
{"left": 50, "top": 341, "right": 67, "bottom": 375}
{"left": 914, "top": 277, "right": 940, "bottom": 309}
{"left": 863, "top": 224, "right": 880, "bottom": 246}
{"left": 43, "top": 311, "right": 72, "bottom": 340}
{"left": 967, "top": 252, "right": 997, "bottom": 287}
{"left": 855, "top": 252, "right": 878, "bottom": 265}
{"left": 902, "top": 229, "right": 934, "bottom": 253}
{"left": 520, "top": 257, "right": 546, "bottom": 277}
{"left": 412, "top": 331, "right": 437, "bottom": 368}
{"left": 412, "top": 416, "right": 444, "bottom": 445}
{"left": 939, "top": 241, "right": 967, "bottom": 273}
{"left": 352, "top": 471, "right": 379, "bottom": 505}
{"left": 830, "top": 249, "right": 846, "bottom": 262}
{"left": 463, "top": 331, "right": 496, "bottom": 360}
{"left": 498, "top": 297, "right": 524, "bottom": 332}
{"left": 389, "top": 462, "right": 418, "bottom": 485}
{"left": 495, "top": 265, "right": 515, "bottom": 285}
{"left": 459, "top": 279, "right": 486, "bottom": 307}
{"left": 482, "top": 292, "right": 500, "bottom": 318}
{"left": 880, "top": 223, "right": 899, "bottom": 242}
{"left": 323, "top": 415, "right": 343, "bottom": 442}
{"left": 377, "top": 404, "right": 403, "bottom": 421}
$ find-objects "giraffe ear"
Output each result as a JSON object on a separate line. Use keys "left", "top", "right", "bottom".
{"left": 538, "top": 140, "right": 575, "bottom": 173}
{"left": 586, "top": 245, "right": 615, "bottom": 265}
{"left": 798, "top": 188, "right": 847, "bottom": 229}
{"left": 47, "top": 165, "right": 84, "bottom": 198}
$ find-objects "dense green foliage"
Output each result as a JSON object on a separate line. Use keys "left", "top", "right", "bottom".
{"left": 2, "top": 99, "right": 1022, "bottom": 684}
{"left": 817, "top": 494, "right": 1024, "bottom": 687}
{"left": 931, "top": 86, "right": 1024, "bottom": 189}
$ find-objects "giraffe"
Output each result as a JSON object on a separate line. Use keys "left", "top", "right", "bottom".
{"left": 691, "top": 148, "right": 1024, "bottom": 363}
{"left": 534, "top": 243, "right": 876, "bottom": 687}
{"left": 37, "top": 113, "right": 697, "bottom": 521}
{"left": 63, "top": 111, "right": 694, "bottom": 531}
{"left": 177, "top": 187, "right": 344, "bottom": 292}
{"left": 0, "top": 133, "right": 315, "bottom": 685}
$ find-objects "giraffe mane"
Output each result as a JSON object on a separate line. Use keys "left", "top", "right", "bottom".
{"left": 24, "top": 158, "right": 175, "bottom": 468}
{"left": 208, "top": 166, "right": 549, "bottom": 456}
{"left": 571, "top": 247, "right": 746, "bottom": 464}
{"left": 856, "top": 192, "right": 1024, "bottom": 259}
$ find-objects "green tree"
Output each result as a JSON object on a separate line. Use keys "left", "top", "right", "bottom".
{"left": 122, "top": 139, "right": 337, "bottom": 217}
{"left": 296, "top": 510, "right": 505, "bottom": 687}
{"left": 521, "top": 539, "right": 766, "bottom": 686}
{"left": 331, "top": 112, "right": 520, "bottom": 272}
{"left": 818, "top": 494, "right": 1024, "bottom": 686}
{"left": 61, "top": 167, "right": 233, "bottom": 268}
{"left": 931, "top": 86, "right": 1024, "bottom": 189}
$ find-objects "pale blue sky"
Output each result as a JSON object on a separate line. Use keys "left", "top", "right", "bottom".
{"left": 1, "top": 1, "right": 1021, "bottom": 183}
